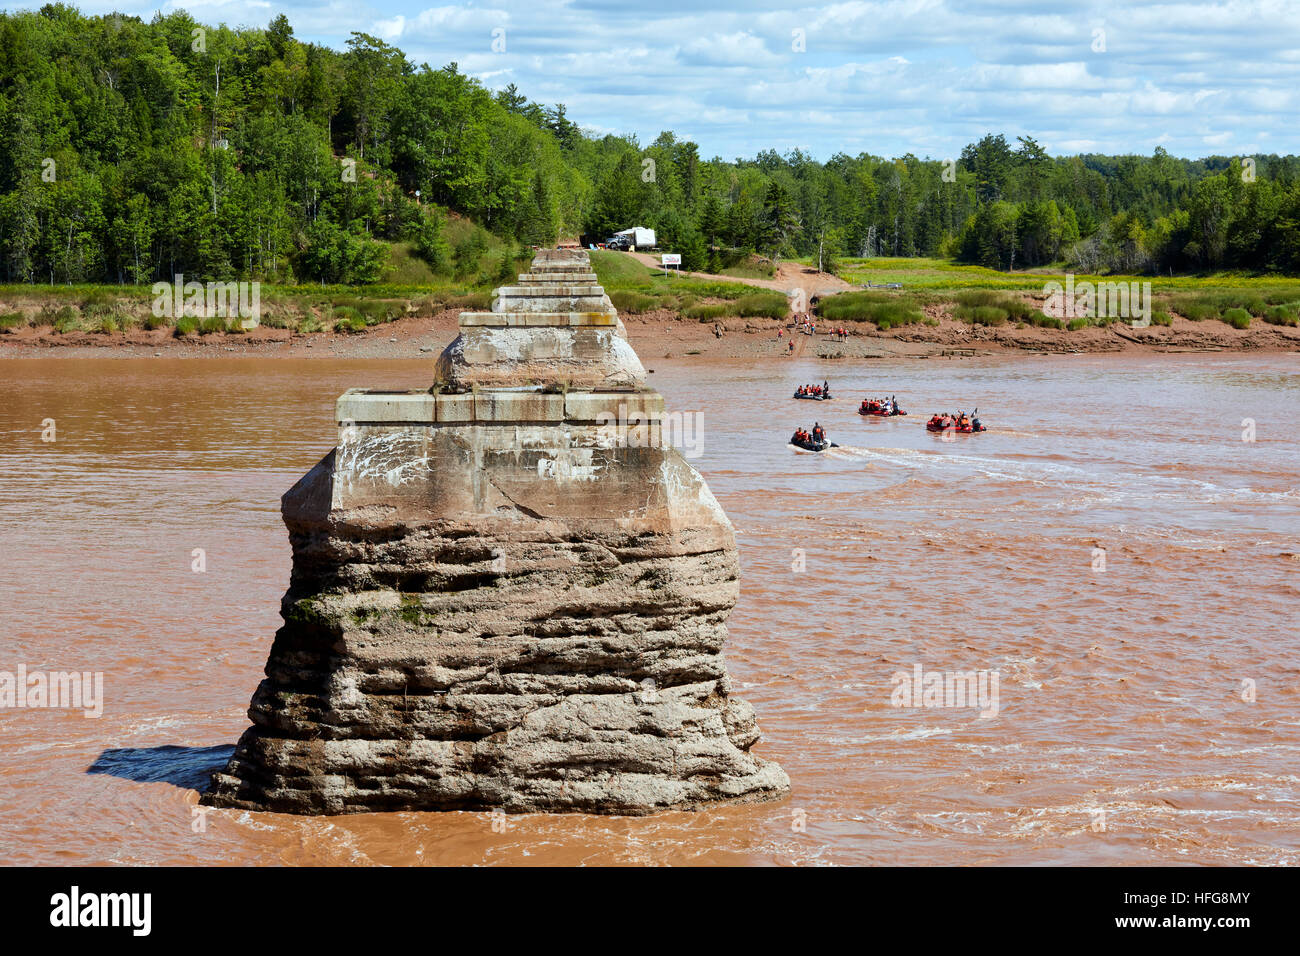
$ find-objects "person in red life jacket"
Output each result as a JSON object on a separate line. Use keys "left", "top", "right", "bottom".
{"left": 812, "top": 423, "right": 825, "bottom": 443}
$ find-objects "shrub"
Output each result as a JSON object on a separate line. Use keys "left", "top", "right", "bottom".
{"left": 0, "top": 311, "right": 25, "bottom": 331}
{"left": 1223, "top": 308, "right": 1251, "bottom": 329}
{"left": 1067, "top": 318, "right": 1089, "bottom": 331}
{"left": 174, "top": 316, "right": 199, "bottom": 336}
{"left": 334, "top": 313, "right": 367, "bottom": 334}
{"left": 330, "top": 298, "right": 404, "bottom": 326}
{"left": 80, "top": 297, "right": 115, "bottom": 318}
{"left": 610, "top": 291, "right": 657, "bottom": 314}
{"left": 817, "top": 291, "right": 924, "bottom": 326}
{"left": 452, "top": 229, "right": 490, "bottom": 276}
{"left": 198, "top": 316, "right": 227, "bottom": 335}
{"left": 1263, "top": 304, "right": 1299, "bottom": 327}
{"left": 143, "top": 313, "right": 169, "bottom": 330}
{"left": 686, "top": 304, "right": 728, "bottom": 321}
{"left": 1176, "top": 298, "right": 1219, "bottom": 321}
{"left": 954, "top": 290, "right": 1005, "bottom": 308}
{"left": 300, "top": 219, "right": 387, "bottom": 284}
{"left": 53, "top": 307, "right": 80, "bottom": 333}
{"left": 441, "top": 292, "right": 493, "bottom": 311}
{"left": 732, "top": 292, "right": 788, "bottom": 319}
{"left": 955, "top": 305, "right": 1008, "bottom": 326}
{"left": 95, "top": 316, "right": 119, "bottom": 334}
{"left": 1003, "top": 299, "right": 1039, "bottom": 321}
{"left": 1151, "top": 310, "right": 1173, "bottom": 326}
{"left": 1033, "top": 316, "right": 1064, "bottom": 330}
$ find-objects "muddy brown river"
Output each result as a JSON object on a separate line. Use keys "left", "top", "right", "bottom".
{"left": 1, "top": 353, "right": 1297, "bottom": 865}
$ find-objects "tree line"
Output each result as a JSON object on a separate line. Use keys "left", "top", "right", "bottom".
{"left": 3, "top": 5, "right": 1299, "bottom": 285}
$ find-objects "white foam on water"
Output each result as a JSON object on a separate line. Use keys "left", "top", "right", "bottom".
{"left": 820, "top": 443, "right": 1300, "bottom": 507}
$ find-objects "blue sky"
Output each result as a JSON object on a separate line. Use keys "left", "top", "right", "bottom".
{"left": 24, "top": 0, "right": 1300, "bottom": 161}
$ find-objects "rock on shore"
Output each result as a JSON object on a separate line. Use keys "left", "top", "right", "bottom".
{"left": 203, "top": 249, "right": 790, "bottom": 814}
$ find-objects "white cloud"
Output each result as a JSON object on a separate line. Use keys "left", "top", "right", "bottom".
{"left": 14, "top": 0, "right": 1299, "bottom": 159}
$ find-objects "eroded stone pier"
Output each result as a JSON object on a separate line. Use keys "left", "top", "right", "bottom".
{"left": 203, "top": 249, "right": 789, "bottom": 814}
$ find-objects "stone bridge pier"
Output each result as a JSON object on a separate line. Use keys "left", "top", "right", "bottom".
{"left": 204, "top": 249, "right": 789, "bottom": 815}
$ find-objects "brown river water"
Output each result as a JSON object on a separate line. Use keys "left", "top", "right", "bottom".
{"left": 1, "top": 353, "right": 1297, "bottom": 866}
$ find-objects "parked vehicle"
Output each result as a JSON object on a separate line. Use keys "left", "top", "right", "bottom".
{"left": 611, "top": 226, "right": 656, "bottom": 250}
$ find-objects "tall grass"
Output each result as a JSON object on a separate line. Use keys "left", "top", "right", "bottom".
{"left": 816, "top": 291, "right": 924, "bottom": 329}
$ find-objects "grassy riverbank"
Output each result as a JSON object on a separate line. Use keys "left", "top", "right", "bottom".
{"left": 2, "top": 251, "right": 1298, "bottom": 347}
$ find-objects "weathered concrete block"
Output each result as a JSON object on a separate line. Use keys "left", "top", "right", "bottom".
{"left": 337, "top": 389, "right": 435, "bottom": 425}
{"left": 517, "top": 272, "right": 599, "bottom": 283}
{"left": 564, "top": 390, "right": 665, "bottom": 423}
{"left": 435, "top": 326, "right": 647, "bottom": 389}
{"left": 459, "top": 311, "right": 618, "bottom": 328}
{"left": 434, "top": 393, "right": 475, "bottom": 422}
{"left": 474, "top": 391, "right": 565, "bottom": 422}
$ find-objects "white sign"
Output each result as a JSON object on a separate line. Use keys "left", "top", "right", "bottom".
{"left": 661, "top": 254, "right": 681, "bottom": 266}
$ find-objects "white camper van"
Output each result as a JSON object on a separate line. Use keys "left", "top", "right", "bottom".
{"left": 611, "top": 226, "right": 656, "bottom": 251}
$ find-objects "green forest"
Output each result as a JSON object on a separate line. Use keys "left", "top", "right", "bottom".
{"left": 4, "top": 4, "right": 1300, "bottom": 287}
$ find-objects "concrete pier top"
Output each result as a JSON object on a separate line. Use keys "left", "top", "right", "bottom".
{"left": 459, "top": 311, "right": 618, "bottom": 327}
{"left": 336, "top": 387, "right": 664, "bottom": 425}
{"left": 516, "top": 272, "right": 599, "bottom": 283}
{"left": 437, "top": 248, "right": 645, "bottom": 390}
